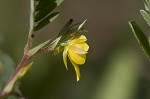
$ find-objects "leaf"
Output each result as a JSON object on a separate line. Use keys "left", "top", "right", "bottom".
{"left": 149, "top": 37, "right": 150, "bottom": 44}
{"left": 34, "top": 12, "right": 60, "bottom": 31}
{"left": 129, "top": 21, "right": 150, "bottom": 60}
{"left": 35, "top": 0, "right": 55, "bottom": 11}
{"left": 35, "top": 3, "right": 57, "bottom": 22}
{"left": 140, "top": 10, "right": 150, "bottom": 26}
{"left": 0, "top": 50, "right": 15, "bottom": 91}
{"left": 34, "top": 0, "right": 63, "bottom": 22}
{"left": 144, "top": 0, "right": 150, "bottom": 12}
{"left": 28, "top": 39, "right": 51, "bottom": 57}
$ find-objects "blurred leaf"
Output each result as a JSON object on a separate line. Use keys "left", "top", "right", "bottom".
{"left": 93, "top": 47, "right": 141, "bottom": 99}
{"left": 140, "top": 10, "right": 150, "bottom": 26}
{"left": 149, "top": 37, "right": 150, "bottom": 44}
{"left": 129, "top": 21, "right": 150, "bottom": 60}
{"left": 7, "top": 95, "right": 16, "bottom": 99}
{"left": 144, "top": 0, "right": 150, "bottom": 12}
{"left": 0, "top": 50, "right": 15, "bottom": 91}
{"left": 0, "top": 62, "right": 2, "bottom": 72}
{"left": 34, "top": 12, "right": 60, "bottom": 31}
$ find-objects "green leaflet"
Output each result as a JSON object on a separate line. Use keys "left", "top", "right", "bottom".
{"left": 140, "top": 10, "right": 150, "bottom": 26}
{"left": 34, "top": 12, "right": 60, "bottom": 31}
{"left": 129, "top": 21, "right": 150, "bottom": 60}
{"left": 35, "top": 0, "right": 55, "bottom": 11}
{"left": 32, "top": 0, "right": 64, "bottom": 31}
{"left": 144, "top": 0, "right": 150, "bottom": 13}
{"left": 35, "top": 3, "right": 56, "bottom": 22}
{"left": 34, "top": 0, "right": 63, "bottom": 22}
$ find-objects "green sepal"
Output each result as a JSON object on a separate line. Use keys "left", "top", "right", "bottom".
{"left": 129, "top": 21, "right": 150, "bottom": 60}
{"left": 58, "top": 20, "right": 87, "bottom": 45}
{"left": 28, "top": 39, "right": 51, "bottom": 57}
{"left": 34, "top": 12, "right": 60, "bottom": 31}
{"left": 54, "top": 20, "right": 87, "bottom": 55}
{"left": 54, "top": 45, "right": 64, "bottom": 55}
{"left": 58, "top": 19, "right": 74, "bottom": 36}
{"left": 63, "top": 48, "right": 68, "bottom": 70}
{"left": 49, "top": 36, "right": 62, "bottom": 49}
{"left": 140, "top": 10, "right": 150, "bottom": 26}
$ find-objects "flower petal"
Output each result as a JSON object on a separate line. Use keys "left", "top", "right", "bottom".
{"left": 69, "top": 59, "right": 81, "bottom": 81}
{"left": 69, "top": 45, "right": 88, "bottom": 54}
{"left": 71, "top": 35, "right": 87, "bottom": 44}
{"left": 72, "top": 43, "right": 89, "bottom": 52}
{"left": 68, "top": 49, "right": 86, "bottom": 65}
{"left": 63, "top": 48, "right": 68, "bottom": 70}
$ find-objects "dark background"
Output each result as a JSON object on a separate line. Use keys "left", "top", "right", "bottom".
{"left": 0, "top": 0, "right": 150, "bottom": 99}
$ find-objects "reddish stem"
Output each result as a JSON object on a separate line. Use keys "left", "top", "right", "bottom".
{"left": 8, "top": 54, "right": 29, "bottom": 82}
{"left": 0, "top": 54, "right": 30, "bottom": 98}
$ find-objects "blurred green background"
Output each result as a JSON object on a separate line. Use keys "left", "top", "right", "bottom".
{"left": 0, "top": 0, "right": 150, "bottom": 99}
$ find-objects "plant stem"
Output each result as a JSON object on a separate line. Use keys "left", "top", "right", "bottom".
{"left": 0, "top": 54, "right": 30, "bottom": 98}
{"left": 0, "top": 1, "right": 35, "bottom": 98}
{"left": 8, "top": 54, "right": 29, "bottom": 82}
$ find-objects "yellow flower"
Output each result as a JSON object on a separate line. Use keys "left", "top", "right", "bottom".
{"left": 62, "top": 35, "right": 89, "bottom": 81}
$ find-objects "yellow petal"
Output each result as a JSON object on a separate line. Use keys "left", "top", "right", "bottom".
{"left": 63, "top": 48, "right": 68, "bottom": 70}
{"left": 72, "top": 43, "right": 89, "bottom": 52}
{"left": 69, "top": 44, "right": 88, "bottom": 54}
{"left": 78, "top": 43, "right": 89, "bottom": 51}
{"left": 68, "top": 49, "right": 86, "bottom": 65}
{"left": 71, "top": 35, "right": 87, "bottom": 44}
{"left": 69, "top": 59, "right": 81, "bottom": 81}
